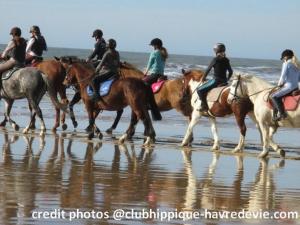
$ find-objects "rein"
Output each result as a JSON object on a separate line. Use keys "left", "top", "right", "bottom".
{"left": 230, "top": 75, "right": 274, "bottom": 101}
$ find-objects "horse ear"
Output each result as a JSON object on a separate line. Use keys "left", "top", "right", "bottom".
{"left": 68, "top": 57, "right": 73, "bottom": 65}
{"left": 181, "top": 69, "right": 186, "bottom": 74}
{"left": 54, "top": 56, "right": 60, "bottom": 61}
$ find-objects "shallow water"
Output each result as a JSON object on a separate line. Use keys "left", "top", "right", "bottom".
{"left": 0, "top": 97, "right": 300, "bottom": 225}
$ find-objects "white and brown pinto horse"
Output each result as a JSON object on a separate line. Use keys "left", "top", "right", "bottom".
{"left": 228, "top": 74, "right": 299, "bottom": 158}
{"left": 181, "top": 70, "right": 254, "bottom": 152}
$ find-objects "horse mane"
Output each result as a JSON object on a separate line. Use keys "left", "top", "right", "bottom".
{"left": 121, "top": 61, "right": 142, "bottom": 72}
{"left": 235, "top": 73, "right": 274, "bottom": 88}
{"left": 183, "top": 69, "right": 204, "bottom": 82}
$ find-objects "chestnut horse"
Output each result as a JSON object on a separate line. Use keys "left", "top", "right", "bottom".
{"left": 105, "top": 62, "right": 193, "bottom": 134}
{"left": 181, "top": 70, "right": 255, "bottom": 152}
{"left": 29, "top": 59, "right": 69, "bottom": 131}
{"left": 62, "top": 60, "right": 162, "bottom": 144}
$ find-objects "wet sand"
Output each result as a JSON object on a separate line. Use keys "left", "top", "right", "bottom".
{"left": 0, "top": 96, "right": 300, "bottom": 225}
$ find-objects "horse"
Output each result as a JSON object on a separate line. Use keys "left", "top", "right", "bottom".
{"left": 181, "top": 70, "right": 255, "bottom": 152}
{"left": 0, "top": 66, "right": 67, "bottom": 136}
{"left": 27, "top": 59, "right": 69, "bottom": 131}
{"left": 105, "top": 62, "right": 193, "bottom": 135}
{"left": 61, "top": 60, "right": 162, "bottom": 144}
{"left": 227, "top": 74, "right": 297, "bottom": 158}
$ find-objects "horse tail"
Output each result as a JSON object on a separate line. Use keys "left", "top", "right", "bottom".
{"left": 41, "top": 73, "right": 69, "bottom": 113}
{"left": 145, "top": 84, "right": 162, "bottom": 121}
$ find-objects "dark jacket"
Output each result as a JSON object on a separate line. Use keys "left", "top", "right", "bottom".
{"left": 87, "top": 38, "right": 106, "bottom": 61}
{"left": 204, "top": 55, "right": 233, "bottom": 83}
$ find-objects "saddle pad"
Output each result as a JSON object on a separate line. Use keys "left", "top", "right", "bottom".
{"left": 86, "top": 79, "right": 115, "bottom": 97}
{"left": 151, "top": 80, "right": 165, "bottom": 93}
{"left": 1, "top": 67, "right": 20, "bottom": 80}
{"left": 207, "top": 86, "right": 228, "bottom": 102}
{"left": 267, "top": 95, "right": 300, "bottom": 111}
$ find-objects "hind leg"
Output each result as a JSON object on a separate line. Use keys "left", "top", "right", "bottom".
{"left": 208, "top": 117, "right": 220, "bottom": 151}
{"left": 28, "top": 102, "right": 36, "bottom": 129}
{"left": 232, "top": 111, "right": 247, "bottom": 153}
{"left": 27, "top": 97, "right": 46, "bottom": 136}
{"left": 119, "top": 111, "right": 138, "bottom": 144}
{"left": 69, "top": 92, "right": 81, "bottom": 129}
{"left": 141, "top": 109, "right": 156, "bottom": 146}
{"left": 268, "top": 126, "right": 285, "bottom": 158}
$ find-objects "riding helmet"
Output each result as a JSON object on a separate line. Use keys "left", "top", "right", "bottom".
{"left": 92, "top": 29, "right": 103, "bottom": 38}
{"left": 280, "top": 49, "right": 294, "bottom": 60}
{"left": 10, "top": 27, "right": 22, "bottom": 36}
{"left": 30, "top": 25, "right": 41, "bottom": 34}
{"left": 107, "top": 39, "right": 117, "bottom": 49}
{"left": 150, "top": 38, "right": 163, "bottom": 48}
{"left": 213, "top": 43, "right": 226, "bottom": 53}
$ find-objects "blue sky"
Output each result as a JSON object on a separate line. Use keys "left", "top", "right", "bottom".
{"left": 0, "top": 0, "right": 299, "bottom": 59}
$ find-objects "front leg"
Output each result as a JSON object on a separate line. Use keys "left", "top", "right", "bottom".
{"left": 69, "top": 92, "right": 81, "bottom": 129}
{"left": 208, "top": 117, "right": 220, "bottom": 151}
{"left": 181, "top": 109, "right": 200, "bottom": 146}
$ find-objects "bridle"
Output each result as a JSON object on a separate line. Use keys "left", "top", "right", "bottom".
{"left": 229, "top": 75, "right": 274, "bottom": 102}
{"left": 64, "top": 63, "right": 95, "bottom": 86}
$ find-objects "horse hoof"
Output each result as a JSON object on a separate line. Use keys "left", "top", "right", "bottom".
{"left": 232, "top": 148, "right": 243, "bottom": 153}
{"left": 29, "top": 124, "right": 36, "bottom": 130}
{"left": 211, "top": 146, "right": 220, "bottom": 151}
{"left": 85, "top": 126, "right": 92, "bottom": 133}
{"left": 23, "top": 128, "right": 29, "bottom": 134}
{"left": 13, "top": 124, "right": 19, "bottom": 131}
{"left": 88, "top": 132, "right": 94, "bottom": 140}
{"left": 279, "top": 149, "right": 285, "bottom": 158}
{"left": 0, "top": 122, "right": 6, "bottom": 127}
{"left": 51, "top": 127, "right": 57, "bottom": 133}
{"left": 40, "top": 131, "right": 45, "bottom": 137}
{"left": 106, "top": 128, "right": 113, "bottom": 134}
{"left": 98, "top": 133, "right": 103, "bottom": 139}
{"left": 62, "top": 124, "right": 68, "bottom": 130}
{"left": 73, "top": 121, "right": 78, "bottom": 128}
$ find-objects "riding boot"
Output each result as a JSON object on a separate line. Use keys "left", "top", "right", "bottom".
{"left": 270, "top": 97, "right": 287, "bottom": 121}
{"left": 199, "top": 92, "right": 208, "bottom": 112}
{"left": 90, "top": 79, "right": 101, "bottom": 102}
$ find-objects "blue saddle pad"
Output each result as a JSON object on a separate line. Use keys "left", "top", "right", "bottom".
{"left": 87, "top": 79, "right": 115, "bottom": 97}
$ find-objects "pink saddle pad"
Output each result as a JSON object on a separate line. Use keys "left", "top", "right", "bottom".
{"left": 151, "top": 80, "right": 165, "bottom": 93}
{"left": 267, "top": 95, "right": 300, "bottom": 111}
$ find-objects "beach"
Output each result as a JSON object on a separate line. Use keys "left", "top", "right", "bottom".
{"left": 0, "top": 46, "right": 300, "bottom": 225}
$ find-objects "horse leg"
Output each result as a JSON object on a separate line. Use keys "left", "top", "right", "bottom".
{"left": 69, "top": 92, "right": 81, "bottom": 129}
{"left": 92, "top": 110, "right": 103, "bottom": 139}
{"left": 248, "top": 111, "right": 263, "bottom": 145}
{"left": 208, "top": 117, "right": 220, "bottom": 151}
{"left": 181, "top": 109, "right": 200, "bottom": 147}
{"left": 188, "top": 115, "right": 194, "bottom": 144}
{"left": 27, "top": 96, "right": 46, "bottom": 136}
{"left": 141, "top": 110, "right": 156, "bottom": 146}
{"left": 4, "top": 99, "right": 19, "bottom": 131}
{"left": 232, "top": 112, "right": 247, "bottom": 153}
{"left": 27, "top": 102, "right": 36, "bottom": 129}
{"left": 59, "top": 89, "right": 69, "bottom": 131}
{"left": 119, "top": 111, "right": 138, "bottom": 144}
{"left": 23, "top": 112, "right": 36, "bottom": 134}
{"left": 106, "top": 109, "right": 124, "bottom": 134}
{"left": 268, "top": 126, "right": 285, "bottom": 158}
{"left": 258, "top": 121, "right": 270, "bottom": 158}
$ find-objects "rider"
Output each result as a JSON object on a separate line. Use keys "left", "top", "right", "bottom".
{"left": 90, "top": 38, "right": 120, "bottom": 101}
{"left": 25, "top": 25, "right": 47, "bottom": 64}
{"left": 270, "top": 49, "right": 300, "bottom": 121}
{"left": 0, "top": 27, "right": 27, "bottom": 82}
{"left": 197, "top": 43, "right": 233, "bottom": 112}
{"left": 144, "top": 38, "right": 168, "bottom": 85}
{"left": 86, "top": 29, "right": 107, "bottom": 67}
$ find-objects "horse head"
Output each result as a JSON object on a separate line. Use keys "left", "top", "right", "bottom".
{"left": 228, "top": 74, "right": 247, "bottom": 104}
{"left": 181, "top": 69, "right": 204, "bottom": 95}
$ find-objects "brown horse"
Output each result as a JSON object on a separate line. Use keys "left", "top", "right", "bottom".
{"left": 62, "top": 60, "right": 162, "bottom": 144}
{"left": 105, "top": 62, "right": 193, "bottom": 136}
{"left": 28, "top": 59, "right": 69, "bottom": 131}
{"left": 181, "top": 70, "right": 255, "bottom": 152}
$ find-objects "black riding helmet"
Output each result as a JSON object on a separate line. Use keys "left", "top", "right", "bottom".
{"left": 10, "top": 27, "right": 21, "bottom": 36}
{"left": 30, "top": 25, "right": 41, "bottom": 34}
{"left": 150, "top": 38, "right": 163, "bottom": 48}
{"left": 213, "top": 43, "right": 226, "bottom": 53}
{"left": 107, "top": 39, "right": 117, "bottom": 49}
{"left": 92, "top": 29, "right": 103, "bottom": 38}
{"left": 281, "top": 49, "right": 294, "bottom": 60}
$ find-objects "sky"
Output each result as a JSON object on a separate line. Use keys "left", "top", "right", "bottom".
{"left": 0, "top": 0, "right": 299, "bottom": 59}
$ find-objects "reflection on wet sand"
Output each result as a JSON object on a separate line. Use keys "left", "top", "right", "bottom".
{"left": 0, "top": 131, "right": 299, "bottom": 225}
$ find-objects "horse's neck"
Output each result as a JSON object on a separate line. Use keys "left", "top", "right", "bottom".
{"left": 189, "top": 79, "right": 201, "bottom": 104}
{"left": 245, "top": 77, "right": 274, "bottom": 101}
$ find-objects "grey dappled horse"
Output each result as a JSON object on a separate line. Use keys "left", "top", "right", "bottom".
{"left": 0, "top": 67, "right": 67, "bottom": 136}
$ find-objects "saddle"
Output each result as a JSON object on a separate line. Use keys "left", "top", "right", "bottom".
{"left": 206, "top": 85, "right": 228, "bottom": 103}
{"left": 1, "top": 67, "right": 21, "bottom": 80}
{"left": 267, "top": 89, "right": 300, "bottom": 111}
{"left": 151, "top": 75, "right": 168, "bottom": 94}
{"left": 87, "top": 78, "right": 116, "bottom": 97}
